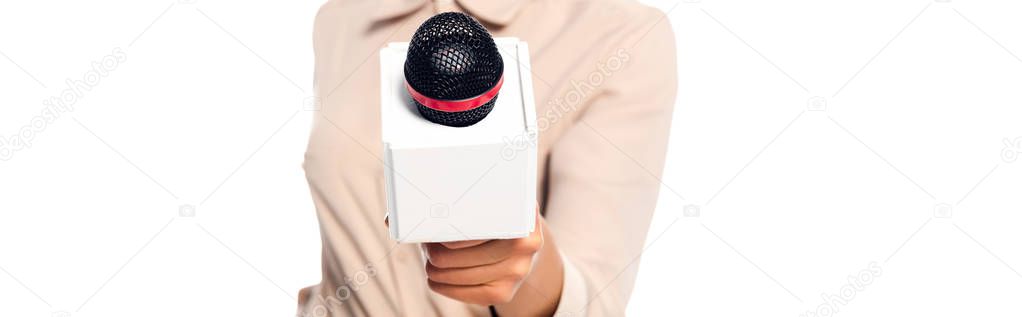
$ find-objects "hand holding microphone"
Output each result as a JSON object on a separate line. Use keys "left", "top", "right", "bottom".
{"left": 420, "top": 208, "right": 555, "bottom": 308}
{"left": 385, "top": 207, "right": 561, "bottom": 314}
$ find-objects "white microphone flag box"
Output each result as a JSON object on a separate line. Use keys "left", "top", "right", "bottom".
{"left": 380, "top": 38, "right": 538, "bottom": 243}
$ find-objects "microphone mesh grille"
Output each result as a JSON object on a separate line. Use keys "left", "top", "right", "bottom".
{"left": 404, "top": 12, "right": 503, "bottom": 127}
{"left": 414, "top": 98, "right": 497, "bottom": 128}
{"left": 405, "top": 12, "right": 503, "bottom": 100}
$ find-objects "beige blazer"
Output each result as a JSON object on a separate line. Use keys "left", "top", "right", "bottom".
{"left": 299, "top": 0, "right": 677, "bottom": 315}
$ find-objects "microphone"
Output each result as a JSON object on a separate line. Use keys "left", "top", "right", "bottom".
{"left": 404, "top": 12, "right": 504, "bottom": 127}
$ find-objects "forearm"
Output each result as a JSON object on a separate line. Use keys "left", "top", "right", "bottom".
{"left": 495, "top": 221, "right": 564, "bottom": 317}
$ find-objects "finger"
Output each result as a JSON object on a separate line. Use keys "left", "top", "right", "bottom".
{"left": 427, "top": 234, "right": 542, "bottom": 269}
{"left": 424, "top": 239, "right": 516, "bottom": 269}
{"left": 532, "top": 207, "right": 543, "bottom": 239}
{"left": 427, "top": 279, "right": 518, "bottom": 305}
{"left": 441, "top": 239, "right": 489, "bottom": 249}
{"left": 425, "top": 257, "right": 531, "bottom": 286}
{"left": 535, "top": 204, "right": 543, "bottom": 234}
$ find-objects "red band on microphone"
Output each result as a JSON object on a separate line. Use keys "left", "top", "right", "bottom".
{"left": 406, "top": 76, "right": 504, "bottom": 112}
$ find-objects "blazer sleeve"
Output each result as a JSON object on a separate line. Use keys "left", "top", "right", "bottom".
{"left": 545, "top": 9, "right": 678, "bottom": 316}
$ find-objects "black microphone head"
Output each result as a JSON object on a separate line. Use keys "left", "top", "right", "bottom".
{"left": 404, "top": 12, "right": 504, "bottom": 127}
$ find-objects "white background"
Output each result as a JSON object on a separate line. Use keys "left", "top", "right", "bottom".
{"left": 1, "top": 0, "right": 1021, "bottom": 316}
